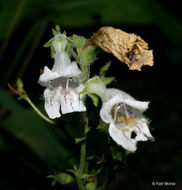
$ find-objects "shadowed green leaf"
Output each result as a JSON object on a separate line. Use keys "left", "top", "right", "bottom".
{"left": 0, "top": 89, "right": 72, "bottom": 169}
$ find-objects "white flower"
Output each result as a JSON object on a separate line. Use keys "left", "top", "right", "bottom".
{"left": 38, "top": 52, "right": 86, "bottom": 119}
{"left": 100, "top": 88, "right": 154, "bottom": 152}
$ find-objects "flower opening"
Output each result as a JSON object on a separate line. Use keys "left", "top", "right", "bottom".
{"left": 38, "top": 52, "right": 86, "bottom": 119}
{"left": 100, "top": 88, "right": 154, "bottom": 152}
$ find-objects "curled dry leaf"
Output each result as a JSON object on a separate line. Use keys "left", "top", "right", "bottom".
{"left": 84, "top": 26, "right": 153, "bottom": 71}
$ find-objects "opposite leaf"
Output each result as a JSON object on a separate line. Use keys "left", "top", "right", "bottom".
{"left": 72, "top": 34, "right": 97, "bottom": 66}
{"left": 99, "top": 61, "right": 111, "bottom": 77}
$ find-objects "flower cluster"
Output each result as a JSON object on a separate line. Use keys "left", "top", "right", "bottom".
{"left": 39, "top": 26, "right": 154, "bottom": 152}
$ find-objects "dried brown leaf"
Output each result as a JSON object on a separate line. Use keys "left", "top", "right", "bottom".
{"left": 85, "top": 26, "right": 153, "bottom": 71}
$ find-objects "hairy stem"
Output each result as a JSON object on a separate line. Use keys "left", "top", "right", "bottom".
{"left": 79, "top": 112, "right": 88, "bottom": 174}
{"left": 75, "top": 173, "right": 86, "bottom": 190}
{"left": 79, "top": 140, "right": 86, "bottom": 174}
{"left": 75, "top": 112, "right": 89, "bottom": 190}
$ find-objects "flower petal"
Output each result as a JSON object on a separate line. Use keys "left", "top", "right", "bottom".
{"left": 64, "top": 61, "right": 82, "bottom": 77}
{"left": 38, "top": 66, "right": 59, "bottom": 86}
{"left": 44, "top": 88, "right": 61, "bottom": 119}
{"left": 105, "top": 88, "right": 149, "bottom": 112}
{"left": 109, "top": 121, "right": 137, "bottom": 152}
{"left": 140, "top": 119, "right": 154, "bottom": 140}
{"left": 70, "top": 93, "right": 86, "bottom": 112}
{"left": 60, "top": 92, "right": 86, "bottom": 114}
{"left": 52, "top": 52, "right": 71, "bottom": 75}
{"left": 60, "top": 97, "right": 74, "bottom": 114}
{"left": 100, "top": 88, "right": 149, "bottom": 123}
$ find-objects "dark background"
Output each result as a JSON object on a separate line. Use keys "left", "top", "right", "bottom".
{"left": 0, "top": 0, "right": 182, "bottom": 189}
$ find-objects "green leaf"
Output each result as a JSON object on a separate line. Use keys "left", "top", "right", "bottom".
{"left": 0, "top": 89, "right": 72, "bottom": 169}
{"left": 81, "top": 46, "right": 97, "bottom": 65}
{"left": 97, "top": 120, "right": 108, "bottom": 133}
{"left": 109, "top": 146, "right": 124, "bottom": 162}
{"left": 100, "top": 76, "right": 115, "bottom": 85}
{"left": 95, "top": 167, "right": 102, "bottom": 175}
{"left": 72, "top": 34, "right": 86, "bottom": 49}
{"left": 72, "top": 34, "right": 96, "bottom": 65}
{"left": 88, "top": 93, "right": 99, "bottom": 107}
{"left": 80, "top": 173, "right": 94, "bottom": 179}
{"left": 99, "top": 61, "right": 115, "bottom": 85}
{"left": 86, "top": 182, "right": 96, "bottom": 190}
{"left": 43, "top": 38, "right": 54, "bottom": 48}
{"left": 75, "top": 136, "right": 86, "bottom": 144}
{"left": 51, "top": 179, "right": 57, "bottom": 186}
{"left": 1, "top": 20, "right": 42, "bottom": 87}
{"left": 55, "top": 173, "right": 74, "bottom": 185}
{"left": 86, "top": 155, "right": 99, "bottom": 161}
{"left": 99, "top": 61, "right": 111, "bottom": 77}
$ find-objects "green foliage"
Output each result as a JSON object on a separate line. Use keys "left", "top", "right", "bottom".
{"left": 0, "top": 0, "right": 181, "bottom": 189}
{"left": 86, "top": 182, "right": 96, "bottom": 190}
{"left": 88, "top": 93, "right": 99, "bottom": 107}
{"left": 79, "top": 173, "right": 94, "bottom": 179}
{"left": 72, "top": 34, "right": 97, "bottom": 66}
{"left": 99, "top": 61, "right": 111, "bottom": 77}
{"left": 43, "top": 38, "right": 54, "bottom": 48}
{"left": 99, "top": 61, "right": 115, "bottom": 85}
{"left": 48, "top": 172, "right": 74, "bottom": 186}
{"left": 75, "top": 137, "right": 86, "bottom": 144}
{"left": 97, "top": 120, "right": 109, "bottom": 133}
{"left": 100, "top": 76, "right": 115, "bottom": 85}
{"left": 0, "top": 90, "right": 72, "bottom": 169}
{"left": 109, "top": 146, "right": 124, "bottom": 162}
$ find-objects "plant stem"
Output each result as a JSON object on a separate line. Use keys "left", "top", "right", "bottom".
{"left": 25, "top": 97, "right": 55, "bottom": 125}
{"left": 84, "top": 66, "right": 90, "bottom": 82}
{"left": 75, "top": 112, "right": 88, "bottom": 190}
{"left": 75, "top": 173, "right": 86, "bottom": 190}
{"left": 79, "top": 112, "right": 88, "bottom": 174}
{"left": 79, "top": 140, "right": 86, "bottom": 174}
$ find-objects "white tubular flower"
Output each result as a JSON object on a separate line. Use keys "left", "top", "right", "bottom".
{"left": 100, "top": 88, "right": 154, "bottom": 152}
{"left": 38, "top": 52, "right": 86, "bottom": 119}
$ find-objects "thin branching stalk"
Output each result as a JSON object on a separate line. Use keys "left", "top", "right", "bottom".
{"left": 25, "top": 97, "right": 55, "bottom": 125}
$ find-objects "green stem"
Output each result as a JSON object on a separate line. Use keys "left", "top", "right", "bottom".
{"left": 25, "top": 96, "right": 55, "bottom": 125}
{"left": 84, "top": 66, "right": 90, "bottom": 82}
{"left": 79, "top": 141, "right": 86, "bottom": 174}
{"left": 75, "top": 112, "right": 88, "bottom": 190}
{"left": 75, "top": 173, "right": 86, "bottom": 190}
{"left": 79, "top": 112, "right": 88, "bottom": 174}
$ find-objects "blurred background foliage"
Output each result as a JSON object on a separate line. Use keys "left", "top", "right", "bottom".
{"left": 0, "top": 0, "right": 182, "bottom": 189}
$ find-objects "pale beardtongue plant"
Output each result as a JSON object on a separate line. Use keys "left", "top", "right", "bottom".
{"left": 12, "top": 26, "right": 154, "bottom": 189}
